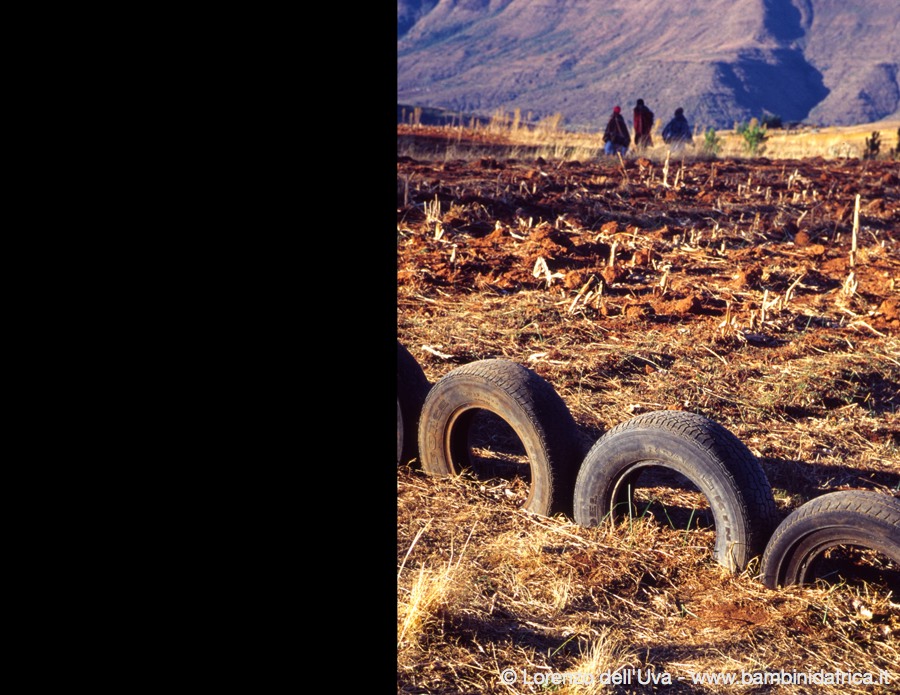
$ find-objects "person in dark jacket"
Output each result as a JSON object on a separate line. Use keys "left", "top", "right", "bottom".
{"left": 633, "top": 98, "right": 654, "bottom": 148}
{"left": 662, "top": 107, "right": 693, "bottom": 151}
{"left": 603, "top": 105, "right": 631, "bottom": 156}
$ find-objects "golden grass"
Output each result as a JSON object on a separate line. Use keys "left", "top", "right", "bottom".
{"left": 735, "top": 121, "right": 900, "bottom": 160}
{"left": 399, "top": 115, "right": 900, "bottom": 162}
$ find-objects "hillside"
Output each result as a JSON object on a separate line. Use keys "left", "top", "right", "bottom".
{"left": 397, "top": 0, "right": 900, "bottom": 131}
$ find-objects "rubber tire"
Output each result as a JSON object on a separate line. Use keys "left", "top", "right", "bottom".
{"left": 398, "top": 341, "right": 431, "bottom": 466}
{"left": 417, "top": 358, "right": 582, "bottom": 518}
{"left": 573, "top": 410, "right": 778, "bottom": 572}
{"left": 760, "top": 490, "right": 900, "bottom": 589}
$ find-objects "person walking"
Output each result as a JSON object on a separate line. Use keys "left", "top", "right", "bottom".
{"left": 602, "top": 105, "right": 630, "bottom": 156}
{"left": 662, "top": 107, "right": 693, "bottom": 151}
{"left": 633, "top": 98, "right": 654, "bottom": 148}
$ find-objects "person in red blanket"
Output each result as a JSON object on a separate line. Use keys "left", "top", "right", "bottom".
{"left": 633, "top": 98, "right": 655, "bottom": 148}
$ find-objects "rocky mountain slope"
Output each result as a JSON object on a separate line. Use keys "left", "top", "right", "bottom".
{"left": 398, "top": 0, "right": 900, "bottom": 131}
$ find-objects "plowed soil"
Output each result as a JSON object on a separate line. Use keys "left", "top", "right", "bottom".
{"left": 399, "top": 143, "right": 898, "bottom": 335}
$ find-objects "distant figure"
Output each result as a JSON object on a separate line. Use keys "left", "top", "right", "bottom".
{"left": 633, "top": 98, "right": 654, "bottom": 148}
{"left": 662, "top": 107, "right": 693, "bottom": 151}
{"left": 602, "top": 105, "right": 631, "bottom": 156}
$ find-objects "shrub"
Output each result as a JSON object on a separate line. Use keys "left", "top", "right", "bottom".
{"left": 702, "top": 127, "right": 721, "bottom": 156}
{"left": 737, "top": 118, "right": 768, "bottom": 156}
{"left": 864, "top": 131, "right": 881, "bottom": 160}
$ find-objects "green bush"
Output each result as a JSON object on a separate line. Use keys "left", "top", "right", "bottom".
{"left": 737, "top": 118, "right": 768, "bottom": 156}
{"left": 702, "top": 127, "right": 721, "bottom": 156}
{"left": 864, "top": 131, "right": 880, "bottom": 160}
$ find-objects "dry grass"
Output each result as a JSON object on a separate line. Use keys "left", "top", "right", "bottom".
{"left": 398, "top": 470, "right": 898, "bottom": 694}
{"left": 399, "top": 117, "right": 900, "bottom": 163}
{"left": 397, "top": 133, "right": 899, "bottom": 693}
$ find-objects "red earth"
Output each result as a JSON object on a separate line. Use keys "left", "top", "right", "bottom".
{"left": 399, "top": 144, "right": 899, "bottom": 341}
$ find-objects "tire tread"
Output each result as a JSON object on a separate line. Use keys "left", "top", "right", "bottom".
{"left": 760, "top": 490, "right": 900, "bottom": 588}
{"left": 418, "top": 359, "right": 580, "bottom": 517}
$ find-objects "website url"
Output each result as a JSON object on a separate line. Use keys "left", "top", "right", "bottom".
{"left": 689, "top": 670, "right": 891, "bottom": 686}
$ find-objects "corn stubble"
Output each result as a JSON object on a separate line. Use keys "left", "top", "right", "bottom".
{"left": 398, "top": 125, "right": 899, "bottom": 693}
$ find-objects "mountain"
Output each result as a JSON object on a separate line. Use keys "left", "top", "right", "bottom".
{"left": 397, "top": 0, "right": 900, "bottom": 131}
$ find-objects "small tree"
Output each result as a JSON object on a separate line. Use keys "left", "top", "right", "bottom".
{"left": 737, "top": 118, "right": 768, "bottom": 156}
{"left": 702, "top": 127, "right": 721, "bottom": 156}
{"left": 895, "top": 128, "right": 900, "bottom": 160}
{"left": 864, "top": 131, "right": 881, "bottom": 160}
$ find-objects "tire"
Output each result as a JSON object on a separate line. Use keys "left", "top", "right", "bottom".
{"left": 417, "top": 359, "right": 582, "bottom": 517}
{"left": 573, "top": 410, "right": 778, "bottom": 572}
{"left": 398, "top": 341, "right": 431, "bottom": 466}
{"left": 760, "top": 490, "right": 900, "bottom": 590}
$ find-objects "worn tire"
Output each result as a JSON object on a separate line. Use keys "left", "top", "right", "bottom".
{"left": 573, "top": 410, "right": 778, "bottom": 572}
{"left": 760, "top": 490, "right": 900, "bottom": 589}
{"left": 398, "top": 341, "right": 431, "bottom": 466}
{"left": 417, "top": 359, "right": 582, "bottom": 517}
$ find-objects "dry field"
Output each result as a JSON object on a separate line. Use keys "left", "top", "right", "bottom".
{"left": 397, "top": 118, "right": 900, "bottom": 164}
{"left": 397, "top": 124, "right": 899, "bottom": 694}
